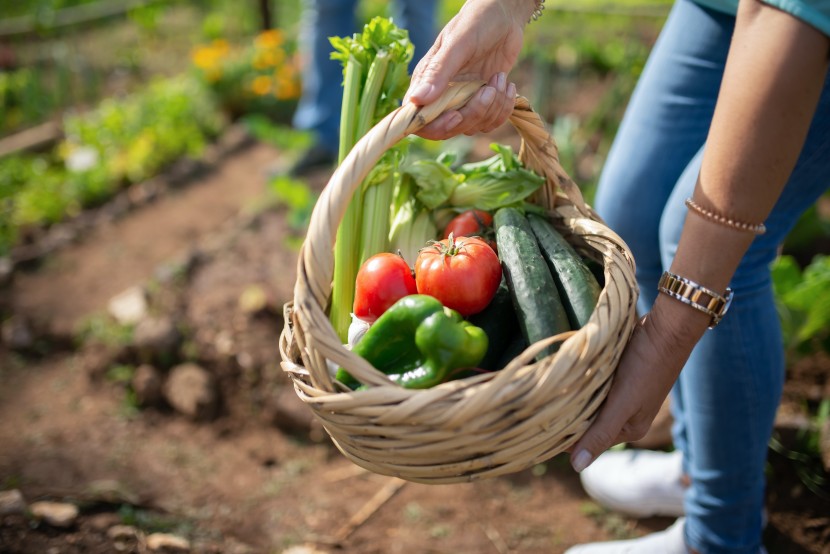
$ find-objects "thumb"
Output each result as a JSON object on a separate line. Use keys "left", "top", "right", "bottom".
{"left": 569, "top": 400, "right": 627, "bottom": 473}
{"left": 405, "top": 37, "right": 469, "bottom": 106}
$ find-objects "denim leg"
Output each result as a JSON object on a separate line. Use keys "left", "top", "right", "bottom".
{"left": 594, "top": 0, "right": 733, "bottom": 318}
{"left": 292, "top": 0, "right": 359, "bottom": 154}
{"left": 657, "top": 67, "right": 830, "bottom": 554}
{"left": 293, "top": 0, "right": 436, "bottom": 153}
{"left": 391, "top": 0, "right": 438, "bottom": 69}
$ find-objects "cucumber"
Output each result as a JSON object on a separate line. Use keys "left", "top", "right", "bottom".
{"left": 582, "top": 255, "right": 606, "bottom": 289}
{"left": 527, "top": 213, "right": 602, "bottom": 329}
{"left": 494, "top": 207, "right": 570, "bottom": 359}
{"left": 495, "top": 332, "right": 529, "bottom": 370}
{"left": 468, "top": 276, "right": 519, "bottom": 371}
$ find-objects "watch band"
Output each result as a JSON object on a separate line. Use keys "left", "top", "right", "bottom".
{"left": 658, "top": 271, "right": 733, "bottom": 329}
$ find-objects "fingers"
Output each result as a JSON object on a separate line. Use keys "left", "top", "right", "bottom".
{"left": 568, "top": 380, "right": 656, "bottom": 473}
{"left": 414, "top": 74, "right": 516, "bottom": 141}
{"left": 568, "top": 398, "right": 628, "bottom": 474}
{"left": 469, "top": 73, "right": 515, "bottom": 134}
{"left": 405, "top": 32, "right": 463, "bottom": 106}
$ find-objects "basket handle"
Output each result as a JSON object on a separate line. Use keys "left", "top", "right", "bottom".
{"left": 292, "top": 81, "right": 595, "bottom": 389}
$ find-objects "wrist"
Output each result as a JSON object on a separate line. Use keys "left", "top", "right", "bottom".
{"left": 489, "top": 0, "right": 539, "bottom": 25}
{"left": 647, "top": 291, "right": 711, "bottom": 350}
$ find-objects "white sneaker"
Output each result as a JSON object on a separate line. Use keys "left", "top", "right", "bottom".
{"left": 579, "top": 449, "right": 686, "bottom": 518}
{"left": 564, "top": 517, "right": 690, "bottom": 554}
{"left": 563, "top": 518, "right": 769, "bottom": 554}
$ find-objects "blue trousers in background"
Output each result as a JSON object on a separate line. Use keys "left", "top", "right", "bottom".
{"left": 594, "top": 0, "right": 830, "bottom": 552}
{"left": 292, "top": 0, "right": 438, "bottom": 154}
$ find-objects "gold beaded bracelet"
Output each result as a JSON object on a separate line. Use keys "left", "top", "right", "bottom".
{"left": 529, "top": 0, "right": 546, "bottom": 22}
{"left": 685, "top": 198, "right": 767, "bottom": 235}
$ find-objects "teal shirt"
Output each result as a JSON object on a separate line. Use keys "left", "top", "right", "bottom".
{"left": 695, "top": 0, "right": 830, "bottom": 36}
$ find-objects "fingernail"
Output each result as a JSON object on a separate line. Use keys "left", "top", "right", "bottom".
{"left": 480, "top": 86, "right": 496, "bottom": 105}
{"left": 571, "top": 449, "right": 593, "bottom": 473}
{"left": 409, "top": 82, "right": 434, "bottom": 103}
{"left": 507, "top": 82, "right": 517, "bottom": 98}
{"left": 445, "top": 112, "right": 463, "bottom": 131}
{"left": 496, "top": 72, "right": 506, "bottom": 91}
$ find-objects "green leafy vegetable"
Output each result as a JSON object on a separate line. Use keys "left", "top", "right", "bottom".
{"left": 404, "top": 143, "right": 546, "bottom": 213}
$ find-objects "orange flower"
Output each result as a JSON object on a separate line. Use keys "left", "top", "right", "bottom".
{"left": 274, "top": 65, "right": 301, "bottom": 100}
{"left": 275, "top": 80, "right": 301, "bottom": 100}
{"left": 251, "top": 75, "right": 272, "bottom": 96}
{"left": 191, "top": 41, "right": 230, "bottom": 72}
{"left": 255, "top": 29, "right": 284, "bottom": 49}
{"left": 212, "top": 39, "right": 230, "bottom": 56}
{"left": 253, "top": 48, "right": 285, "bottom": 70}
{"left": 191, "top": 46, "right": 220, "bottom": 70}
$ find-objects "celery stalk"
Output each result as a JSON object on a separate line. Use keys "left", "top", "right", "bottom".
{"left": 356, "top": 54, "right": 394, "bottom": 265}
{"left": 330, "top": 52, "right": 364, "bottom": 341}
{"left": 359, "top": 158, "right": 396, "bottom": 264}
{"left": 329, "top": 18, "right": 414, "bottom": 341}
{"left": 356, "top": 53, "right": 390, "bottom": 140}
{"left": 337, "top": 53, "right": 362, "bottom": 163}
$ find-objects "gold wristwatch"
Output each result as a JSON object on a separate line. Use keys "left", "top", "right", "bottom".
{"left": 658, "top": 271, "right": 733, "bottom": 329}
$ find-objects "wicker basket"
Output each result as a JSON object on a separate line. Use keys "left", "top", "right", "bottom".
{"left": 279, "top": 81, "right": 639, "bottom": 484}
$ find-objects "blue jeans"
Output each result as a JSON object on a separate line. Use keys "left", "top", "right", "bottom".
{"left": 292, "top": 0, "right": 438, "bottom": 153}
{"left": 595, "top": 1, "right": 830, "bottom": 552}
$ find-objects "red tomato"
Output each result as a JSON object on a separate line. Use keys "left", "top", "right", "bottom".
{"left": 353, "top": 253, "right": 417, "bottom": 322}
{"left": 415, "top": 235, "right": 502, "bottom": 316}
{"left": 443, "top": 210, "right": 496, "bottom": 252}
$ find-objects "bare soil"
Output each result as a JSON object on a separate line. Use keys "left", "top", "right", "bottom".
{"left": 0, "top": 130, "right": 828, "bottom": 554}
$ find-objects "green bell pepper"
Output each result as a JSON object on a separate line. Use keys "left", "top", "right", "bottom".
{"left": 336, "top": 294, "right": 488, "bottom": 389}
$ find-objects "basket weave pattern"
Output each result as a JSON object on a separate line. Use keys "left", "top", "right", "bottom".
{"left": 279, "top": 82, "right": 639, "bottom": 484}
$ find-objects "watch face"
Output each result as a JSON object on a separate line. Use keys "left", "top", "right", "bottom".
{"left": 712, "top": 287, "right": 734, "bottom": 328}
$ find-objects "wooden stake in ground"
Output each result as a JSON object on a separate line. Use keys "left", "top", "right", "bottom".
{"left": 332, "top": 478, "right": 407, "bottom": 544}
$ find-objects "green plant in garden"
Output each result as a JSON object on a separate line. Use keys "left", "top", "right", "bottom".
{"left": 62, "top": 76, "right": 225, "bottom": 185}
{"left": 191, "top": 29, "right": 301, "bottom": 121}
{"left": 0, "top": 75, "right": 226, "bottom": 253}
{"left": 240, "top": 114, "right": 312, "bottom": 152}
{"left": 771, "top": 254, "right": 830, "bottom": 356}
{"left": 0, "top": 68, "right": 53, "bottom": 135}
{"left": 268, "top": 175, "right": 316, "bottom": 233}
{"left": 75, "top": 313, "right": 134, "bottom": 347}
{"left": 769, "top": 397, "right": 830, "bottom": 501}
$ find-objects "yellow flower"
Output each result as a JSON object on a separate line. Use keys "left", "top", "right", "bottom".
{"left": 191, "top": 40, "right": 231, "bottom": 71}
{"left": 274, "top": 65, "right": 301, "bottom": 100}
{"left": 206, "top": 69, "right": 222, "bottom": 83}
{"left": 192, "top": 46, "right": 219, "bottom": 70}
{"left": 256, "top": 29, "right": 284, "bottom": 49}
{"left": 212, "top": 39, "right": 230, "bottom": 55}
{"left": 275, "top": 80, "right": 301, "bottom": 100}
{"left": 251, "top": 75, "right": 272, "bottom": 96}
{"left": 253, "top": 49, "right": 284, "bottom": 70}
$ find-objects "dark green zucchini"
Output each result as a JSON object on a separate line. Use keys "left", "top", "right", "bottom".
{"left": 527, "top": 213, "right": 602, "bottom": 329}
{"left": 493, "top": 207, "right": 570, "bottom": 359}
{"left": 468, "top": 276, "right": 519, "bottom": 371}
{"left": 495, "top": 332, "right": 529, "bottom": 370}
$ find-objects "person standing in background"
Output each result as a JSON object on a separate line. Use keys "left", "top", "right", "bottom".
{"left": 289, "top": 0, "right": 438, "bottom": 176}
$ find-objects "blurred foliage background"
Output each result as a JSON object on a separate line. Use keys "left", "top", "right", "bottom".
{"left": 0, "top": 0, "right": 827, "bottom": 357}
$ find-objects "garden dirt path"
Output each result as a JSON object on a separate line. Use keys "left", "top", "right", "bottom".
{"left": 0, "top": 134, "right": 826, "bottom": 554}
{"left": 9, "top": 139, "right": 282, "bottom": 337}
